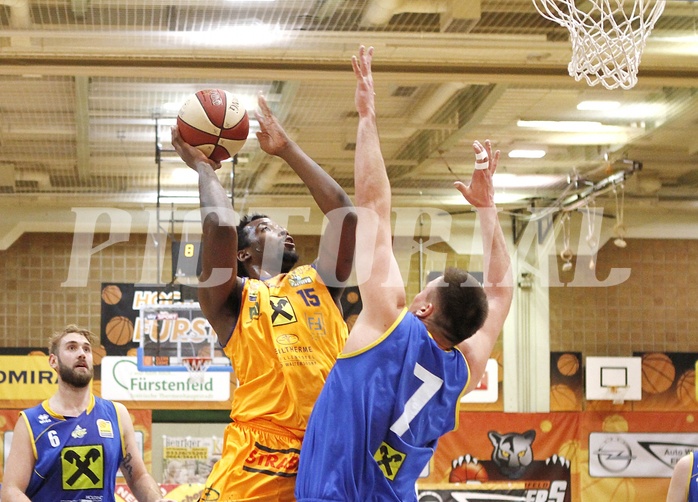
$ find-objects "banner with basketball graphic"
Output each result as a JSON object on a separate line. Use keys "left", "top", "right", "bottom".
{"left": 551, "top": 352, "right": 584, "bottom": 411}
{"left": 420, "top": 412, "right": 579, "bottom": 501}
{"left": 100, "top": 283, "right": 189, "bottom": 364}
{"left": 632, "top": 352, "right": 698, "bottom": 411}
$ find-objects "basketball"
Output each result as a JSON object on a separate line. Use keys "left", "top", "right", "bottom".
{"left": 557, "top": 353, "right": 580, "bottom": 376}
{"left": 676, "top": 369, "right": 695, "bottom": 405}
{"left": 101, "top": 284, "right": 122, "bottom": 305}
{"left": 551, "top": 384, "right": 578, "bottom": 411}
{"left": 177, "top": 89, "right": 249, "bottom": 162}
{"left": 105, "top": 316, "right": 134, "bottom": 346}
{"left": 641, "top": 352, "right": 676, "bottom": 394}
{"left": 92, "top": 344, "right": 107, "bottom": 365}
{"left": 449, "top": 460, "right": 488, "bottom": 483}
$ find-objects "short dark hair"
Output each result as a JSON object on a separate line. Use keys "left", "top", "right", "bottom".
{"left": 236, "top": 213, "right": 267, "bottom": 277}
{"left": 48, "top": 325, "right": 98, "bottom": 355}
{"left": 432, "top": 267, "right": 488, "bottom": 345}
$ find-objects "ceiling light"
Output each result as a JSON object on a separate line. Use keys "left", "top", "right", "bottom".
{"left": 492, "top": 173, "right": 563, "bottom": 189}
{"left": 508, "top": 149, "right": 546, "bottom": 159}
{"left": 517, "top": 120, "right": 631, "bottom": 133}
{"left": 186, "top": 24, "right": 284, "bottom": 46}
{"left": 577, "top": 100, "right": 621, "bottom": 111}
{"left": 171, "top": 168, "right": 199, "bottom": 184}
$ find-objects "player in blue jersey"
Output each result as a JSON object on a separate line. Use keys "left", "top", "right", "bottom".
{"left": 0, "top": 325, "right": 174, "bottom": 502}
{"left": 666, "top": 451, "right": 698, "bottom": 502}
{"left": 295, "top": 45, "right": 514, "bottom": 502}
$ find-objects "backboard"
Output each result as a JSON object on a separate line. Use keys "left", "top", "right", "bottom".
{"left": 137, "top": 302, "right": 231, "bottom": 372}
{"left": 586, "top": 356, "right": 642, "bottom": 403}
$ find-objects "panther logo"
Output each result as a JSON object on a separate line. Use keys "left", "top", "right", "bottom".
{"left": 488, "top": 429, "right": 536, "bottom": 479}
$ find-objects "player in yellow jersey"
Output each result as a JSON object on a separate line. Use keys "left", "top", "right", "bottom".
{"left": 171, "top": 93, "right": 356, "bottom": 502}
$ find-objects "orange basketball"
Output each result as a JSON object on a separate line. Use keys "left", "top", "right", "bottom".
{"left": 642, "top": 352, "right": 676, "bottom": 394}
{"left": 676, "top": 369, "right": 695, "bottom": 406}
{"left": 126, "top": 347, "right": 138, "bottom": 357}
{"left": 449, "top": 461, "right": 488, "bottom": 483}
{"left": 557, "top": 353, "right": 580, "bottom": 376}
{"left": 345, "top": 314, "right": 358, "bottom": 331}
{"left": 551, "top": 384, "right": 579, "bottom": 411}
{"left": 105, "top": 316, "right": 134, "bottom": 345}
{"left": 101, "top": 284, "right": 122, "bottom": 305}
{"left": 27, "top": 350, "right": 46, "bottom": 356}
{"left": 92, "top": 344, "right": 107, "bottom": 365}
{"left": 177, "top": 89, "right": 249, "bottom": 162}
{"left": 602, "top": 414, "right": 629, "bottom": 432}
{"left": 346, "top": 291, "right": 359, "bottom": 304}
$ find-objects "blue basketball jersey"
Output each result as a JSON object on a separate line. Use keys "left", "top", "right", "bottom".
{"left": 688, "top": 451, "right": 698, "bottom": 501}
{"left": 296, "top": 309, "right": 470, "bottom": 502}
{"left": 21, "top": 395, "right": 125, "bottom": 502}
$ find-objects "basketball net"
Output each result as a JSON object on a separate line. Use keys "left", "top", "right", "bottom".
{"left": 532, "top": 0, "right": 666, "bottom": 90}
{"left": 609, "top": 385, "right": 628, "bottom": 405}
{"left": 183, "top": 357, "right": 211, "bottom": 384}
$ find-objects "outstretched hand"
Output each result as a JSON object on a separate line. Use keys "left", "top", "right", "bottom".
{"left": 255, "top": 93, "right": 292, "bottom": 157}
{"left": 171, "top": 126, "right": 221, "bottom": 172}
{"left": 352, "top": 45, "right": 375, "bottom": 117}
{"left": 453, "top": 139, "right": 499, "bottom": 209}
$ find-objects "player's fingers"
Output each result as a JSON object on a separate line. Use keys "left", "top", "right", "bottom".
{"left": 474, "top": 142, "right": 489, "bottom": 170}
{"left": 257, "top": 92, "right": 272, "bottom": 117}
{"left": 351, "top": 55, "right": 361, "bottom": 78}
{"left": 453, "top": 180, "right": 469, "bottom": 197}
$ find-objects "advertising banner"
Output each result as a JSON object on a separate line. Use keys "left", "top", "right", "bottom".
{"left": 162, "top": 435, "right": 222, "bottom": 485}
{"left": 0, "top": 355, "right": 57, "bottom": 401}
{"left": 589, "top": 432, "right": 698, "bottom": 478}
{"left": 422, "top": 412, "right": 579, "bottom": 501}
{"left": 101, "top": 356, "right": 230, "bottom": 401}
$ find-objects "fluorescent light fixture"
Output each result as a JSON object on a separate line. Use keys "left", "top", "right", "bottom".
{"left": 492, "top": 173, "right": 563, "bottom": 189}
{"left": 517, "top": 120, "right": 632, "bottom": 133}
{"left": 577, "top": 100, "right": 621, "bottom": 111}
{"left": 508, "top": 149, "right": 546, "bottom": 159}
{"left": 171, "top": 168, "right": 199, "bottom": 184}
{"left": 162, "top": 101, "right": 183, "bottom": 114}
{"left": 158, "top": 196, "right": 202, "bottom": 206}
{"left": 186, "top": 23, "right": 284, "bottom": 46}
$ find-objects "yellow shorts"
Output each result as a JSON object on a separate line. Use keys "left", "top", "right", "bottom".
{"left": 198, "top": 421, "right": 301, "bottom": 502}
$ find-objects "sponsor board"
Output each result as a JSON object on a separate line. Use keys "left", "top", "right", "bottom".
{"left": 101, "top": 356, "right": 230, "bottom": 401}
{"left": 589, "top": 432, "right": 698, "bottom": 477}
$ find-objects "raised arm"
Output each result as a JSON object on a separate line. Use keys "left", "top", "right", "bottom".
{"left": 171, "top": 127, "right": 242, "bottom": 346}
{"left": 115, "top": 403, "right": 175, "bottom": 502}
{"left": 255, "top": 94, "right": 356, "bottom": 299}
{"left": 455, "top": 140, "right": 513, "bottom": 392}
{"left": 0, "top": 417, "right": 34, "bottom": 501}
{"left": 342, "top": 46, "right": 405, "bottom": 354}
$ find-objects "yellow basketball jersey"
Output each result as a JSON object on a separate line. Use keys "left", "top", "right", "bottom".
{"left": 224, "top": 264, "right": 348, "bottom": 437}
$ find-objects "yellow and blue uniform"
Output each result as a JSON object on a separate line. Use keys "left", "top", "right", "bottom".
{"left": 199, "top": 264, "right": 347, "bottom": 502}
{"left": 295, "top": 309, "right": 469, "bottom": 502}
{"left": 21, "top": 394, "right": 124, "bottom": 502}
